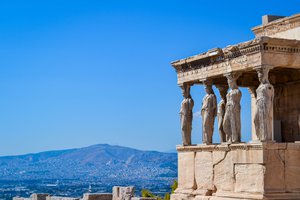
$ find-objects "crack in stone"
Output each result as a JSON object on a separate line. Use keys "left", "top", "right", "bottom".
{"left": 212, "top": 150, "right": 229, "bottom": 194}
{"left": 277, "top": 150, "right": 285, "bottom": 165}
{"left": 213, "top": 151, "right": 229, "bottom": 167}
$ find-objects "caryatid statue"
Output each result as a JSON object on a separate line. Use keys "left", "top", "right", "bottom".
{"left": 179, "top": 84, "right": 194, "bottom": 146}
{"left": 201, "top": 80, "right": 217, "bottom": 144}
{"left": 223, "top": 73, "right": 242, "bottom": 143}
{"left": 216, "top": 85, "right": 228, "bottom": 143}
{"left": 254, "top": 67, "right": 274, "bottom": 142}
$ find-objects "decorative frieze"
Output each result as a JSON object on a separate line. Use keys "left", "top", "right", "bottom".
{"left": 173, "top": 37, "right": 300, "bottom": 86}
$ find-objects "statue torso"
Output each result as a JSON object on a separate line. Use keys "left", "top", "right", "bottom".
{"left": 180, "top": 98, "right": 194, "bottom": 115}
{"left": 202, "top": 94, "right": 216, "bottom": 110}
{"left": 256, "top": 83, "right": 274, "bottom": 102}
{"left": 226, "top": 89, "right": 241, "bottom": 108}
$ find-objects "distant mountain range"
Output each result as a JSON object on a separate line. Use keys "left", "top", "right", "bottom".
{"left": 0, "top": 144, "right": 177, "bottom": 183}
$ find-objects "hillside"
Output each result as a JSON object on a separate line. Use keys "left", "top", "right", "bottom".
{"left": 0, "top": 144, "right": 177, "bottom": 182}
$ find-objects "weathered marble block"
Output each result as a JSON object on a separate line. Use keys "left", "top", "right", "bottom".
{"left": 31, "top": 194, "right": 50, "bottom": 200}
{"left": 83, "top": 193, "right": 112, "bottom": 200}
{"left": 112, "top": 186, "right": 134, "bottom": 200}
{"left": 49, "top": 197, "right": 80, "bottom": 200}
{"left": 176, "top": 151, "right": 196, "bottom": 194}
{"left": 194, "top": 151, "right": 214, "bottom": 195}
{"left": 172, "top": 143, "right": 300, "bottom": 200}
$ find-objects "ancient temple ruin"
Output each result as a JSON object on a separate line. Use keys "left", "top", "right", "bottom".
{"left": 171, "top": 13, "right": 300, "bottom": 200}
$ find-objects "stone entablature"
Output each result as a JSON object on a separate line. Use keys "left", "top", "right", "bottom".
{"left": 173, "top": 143, "right": 300, "bottom": 200}
{"left": 172, "top": 37, "right": 300, "bottom": 86}
{"left": 252, "top": 13, "right": 300, "bottom": 39}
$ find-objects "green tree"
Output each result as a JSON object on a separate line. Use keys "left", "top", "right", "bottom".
{"left": 171, "top": 180, "right": 178, "bottom": 194}
{"left": 164, "top": 193, "right": 170, "bottom": 200}
{"left": 141, "top": 189, "right": 162, "bottom": 200}
{"left": 141, "top": 189, "right": 155, "bottom": 198}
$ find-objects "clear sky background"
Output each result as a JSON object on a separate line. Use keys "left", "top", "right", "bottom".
{"left": 0, "top": 0, "right": 298, "bottom": 156}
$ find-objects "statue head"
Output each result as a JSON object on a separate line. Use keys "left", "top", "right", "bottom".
{"left": 225, "top": 73, "right": 239, "bottom": 90}
{"left": 181, "top": 84, "right": 191, "bottom": 98}
{"left": 257, "top": 67, "right": 270, "bottom": 84}
{"left": 203, "top": 79, "right": 214, "bottom": 94}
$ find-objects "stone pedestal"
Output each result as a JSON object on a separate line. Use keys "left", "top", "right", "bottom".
{"left": 172, "top": 143, "right": 300, "bottom": 200}
{"left": 83, "top": 193, "right": 112, "bottom": 200}
{"left": 113, "top": 186, "right": 135, "bottom": 200}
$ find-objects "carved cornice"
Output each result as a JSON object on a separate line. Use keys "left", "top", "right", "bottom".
{"left": 230, "top": 143, "right": 263, "bottom": 150}
{"left": 214, "top": 144, "right": 230, "bottom": 151}
{"left": 176, "top": 145, "right": 203, "bottom": 152}
{"left": 176, "top": 143, "right": 265, "bottom": 152}
{"left": 171, "top": 37, "right": 300, "bottom": 85}
{"left": 171, "top": 43, "right": 262, "bottom": 74}
{"left": 176, "top": 144, "right": 217, "bottom": 152}
{"left": 262, "top": 44, "right": 300, "bottom": 53}
{"left": 176, "top": 143, "right": 300, "bottom": 152}
{"left": 252, "top": 13, "right": 300, "bottom": 37}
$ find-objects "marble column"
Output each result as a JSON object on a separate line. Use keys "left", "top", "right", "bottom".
{"left": 254, "top": 66, "right": 274, "bottom": 142}
{"left": 216, "top": 85, "right": 228, "bottom": 143}
{"left": 201, "top": 80, "right": 217, "bottom": 145}
{"left": 248, "top": 86, "right": 259, "bottom": 142}
{"left": 179, "top": 84, "right": 194, "bottom": 146}
{"left": 223, "top": 73, "right": 242, "bottom": 143}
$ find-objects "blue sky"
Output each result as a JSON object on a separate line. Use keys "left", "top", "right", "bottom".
{"left": 0, "top": 0, "right": 298, "bottom": 155}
